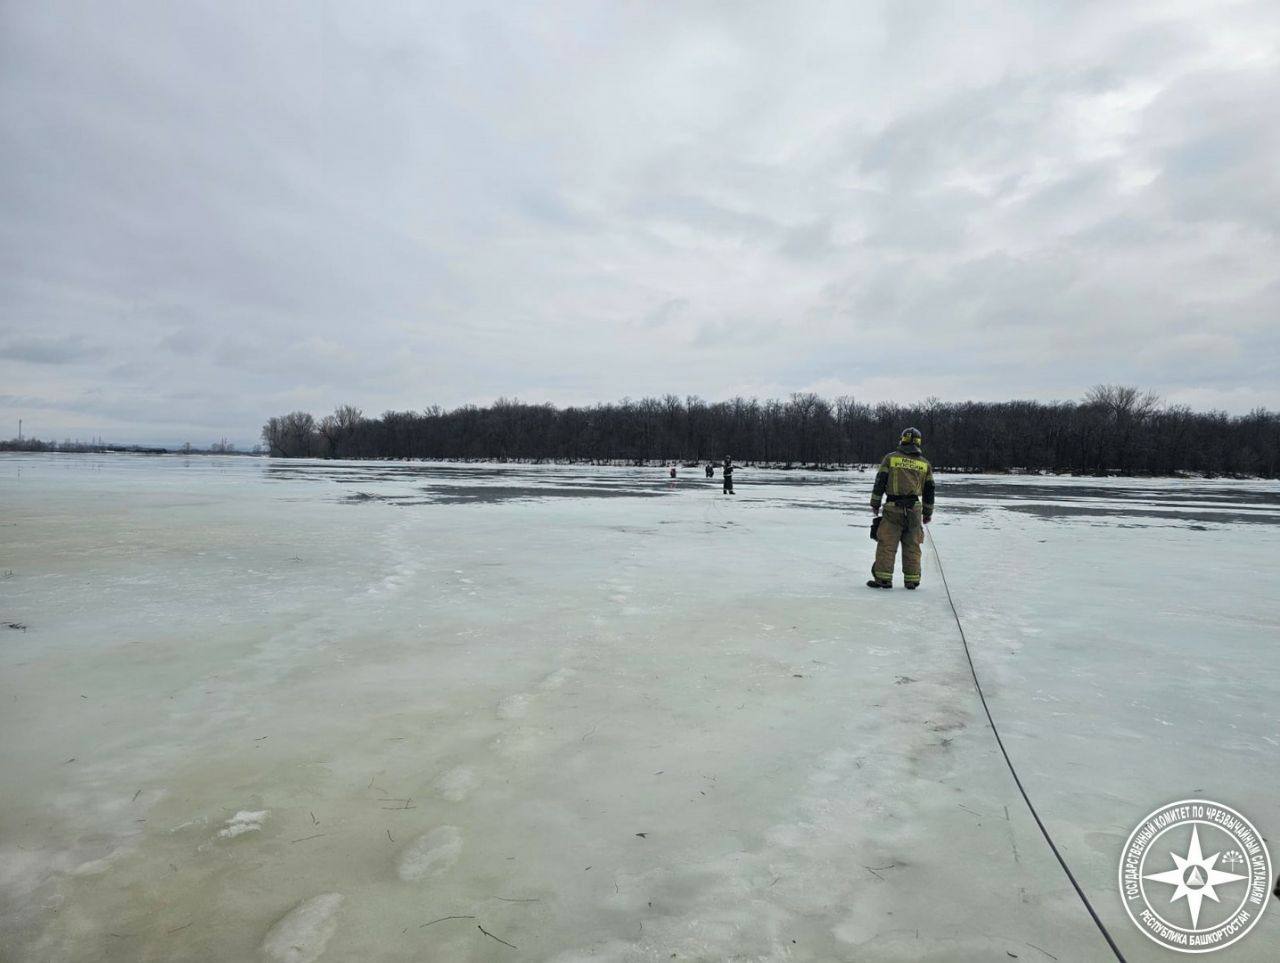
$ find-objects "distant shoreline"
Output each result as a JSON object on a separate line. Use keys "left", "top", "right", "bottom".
{"left": 0, "top": 443, "right": 258, "bottom": 457}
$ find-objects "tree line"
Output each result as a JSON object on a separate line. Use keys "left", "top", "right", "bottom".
{"left": 260, "top": 386, "right": 1280, "bottom": 477}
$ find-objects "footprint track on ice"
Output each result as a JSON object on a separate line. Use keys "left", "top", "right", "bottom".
{"left": 397, "top": 826, "right": 463, "bottom": 881}
{"left": 260, "top": 893, "right": 344, "bottom": 963}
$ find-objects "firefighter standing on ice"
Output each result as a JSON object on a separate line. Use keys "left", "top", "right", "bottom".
{"left": 722, "top": 455, "right": 735, "bottom": 494}
{"left": 867, "top": 427, "right": 934, "bottom": 589}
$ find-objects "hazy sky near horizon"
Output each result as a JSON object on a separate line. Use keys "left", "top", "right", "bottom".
{"left": 2, "top": 1, "right": 1278, "bottom": 446}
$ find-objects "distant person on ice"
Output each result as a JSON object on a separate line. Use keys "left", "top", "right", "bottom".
{"left": 722, "top": 455, "right": 735, "bottom": 494}
{"left": 705, "top": 463, "right": 714, "bottom": 479}
{"left": 867, "top": 427, "right": 934, "bottom": 590}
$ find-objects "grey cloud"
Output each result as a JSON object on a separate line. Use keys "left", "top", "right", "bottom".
{"left": 691, "top": 318, "right": 781, "bottom": 349}
{"left": 0, "top": 334, "right": 96, "bottom": 364}
{"left": 632, "top": 191, "right": 782, "bottom": 242}
{"left": 641, "top": 298, "right": 691, "bottom": 328}
{"left": 158, "top": 327, "right": 209, "bottom": 356}
{"left": 779, "top": 220, "right": 834, "bottom": 261}
{"left": 1144, "top": 73, "right": 1280, "bottom": 233}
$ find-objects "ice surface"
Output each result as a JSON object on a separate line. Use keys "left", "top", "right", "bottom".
{"left": 1, "top": 453, "right": 1277, "bottom": 961}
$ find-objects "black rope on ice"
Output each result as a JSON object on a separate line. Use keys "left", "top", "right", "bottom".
{"left": 925, "top": 527, "right": 1127, "bottom": 962}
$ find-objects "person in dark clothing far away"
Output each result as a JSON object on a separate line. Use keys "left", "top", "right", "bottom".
{"left": 705, "top": 463, "right": 714, "bottom": 479}
{"left": 867, "top": 427, "right": 935, "bottom": 590}
{"left": 722, "top": 455, "right": 735, "bottom": 494}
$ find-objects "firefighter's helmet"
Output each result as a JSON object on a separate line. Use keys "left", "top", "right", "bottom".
{"left": 900, "top": 427, "right": 923, "bottom": 448}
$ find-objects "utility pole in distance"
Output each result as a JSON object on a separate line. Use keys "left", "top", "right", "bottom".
{"left": 17, "top": 419, "right": 21, "bottom": 442}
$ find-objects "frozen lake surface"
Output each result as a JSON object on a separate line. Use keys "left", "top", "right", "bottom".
{"left": 1, "top": 453, "right": 1277, "bottom": 961}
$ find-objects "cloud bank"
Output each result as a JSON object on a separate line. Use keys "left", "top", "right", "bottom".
{"left": 1, "top": 1, "right": 1277, "bottom": 445}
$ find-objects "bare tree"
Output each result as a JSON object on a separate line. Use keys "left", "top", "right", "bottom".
{"left": 263, "top": 411, "right": 317, "bottom": 457}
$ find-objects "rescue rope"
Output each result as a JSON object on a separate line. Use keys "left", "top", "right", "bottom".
{"left": 925, "top": 527, "right": 1127, "bottom": 962}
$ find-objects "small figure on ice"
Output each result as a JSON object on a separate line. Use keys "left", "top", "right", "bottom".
{"left": 722, "top": 455, "right": 735, "bottom": 494}
{"left": 867, "top": 427, "right": 935, "bottom": 590}
{"left": 705, "top": 462, "right": 714, "bottom": 479}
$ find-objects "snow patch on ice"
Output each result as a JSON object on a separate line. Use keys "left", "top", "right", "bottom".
{"left": 367, "top": 560, "right": 416, "bottom": 596}
{"left": 260, "top": 892, "right": 344, "bottom": 963}
{"left": 69, "top": 849, "right": 124, "bottom": 877}
{"left": 0, "top": 847, "right": 50, "bottom": 892}
{"left": 432, "top": 766, "right": 477, "bottom": 802}
{"left": 218, "top": 810, "right": 269, "bottom": 838}
{"left": 538, "top": 667, "right": 575, "bottom": 690}
{"left": 397, "top": 826, "right": 462, "bottom": 881}
{"left": 496, "top": 693, "right": 530, "bottom": 719}
{"left": 490, "top": 725, "right": 551, "bottom": 758}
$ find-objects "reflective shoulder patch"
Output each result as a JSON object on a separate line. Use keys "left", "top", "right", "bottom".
{"left": 888, "top": 455, "right": 929, "bottom": 472}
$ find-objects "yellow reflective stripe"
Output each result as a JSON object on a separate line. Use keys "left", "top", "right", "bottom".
{"left": 904, "top": 574, "right": 921, "bottom": 582}
{"left": 873, "top": 571, "right": 893, "bottom": 579}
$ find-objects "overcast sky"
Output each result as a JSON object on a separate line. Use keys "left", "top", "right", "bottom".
{"left": 2, "top": 1, "right": 1277, "bottom": 446}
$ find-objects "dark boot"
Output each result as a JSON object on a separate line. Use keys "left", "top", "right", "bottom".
{"left": 866, "top": 579, "right": 892, "bottom": 589}
{"left": 905, "top": 582, "right": 919, "bottom": 590}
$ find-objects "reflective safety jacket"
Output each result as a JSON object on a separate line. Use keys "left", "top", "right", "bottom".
{"left": 870, "top": 446, "right": 935, "bottom": 517}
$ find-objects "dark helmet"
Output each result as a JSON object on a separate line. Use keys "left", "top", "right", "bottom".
{"left": 900, "top": 427, "right": 923, "bottom": 448}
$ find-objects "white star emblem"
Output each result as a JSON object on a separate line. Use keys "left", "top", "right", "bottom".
{"left": 1143, "top": 826, "right": 1249, "bottom": 928}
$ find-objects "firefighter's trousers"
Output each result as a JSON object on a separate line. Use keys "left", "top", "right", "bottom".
{"left": 872, "top": 502, "right": 923, "bottom": 585}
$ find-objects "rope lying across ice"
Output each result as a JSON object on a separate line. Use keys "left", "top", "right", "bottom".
{"left": 926, "top": 527, "right": 1127, "bottom": 961}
